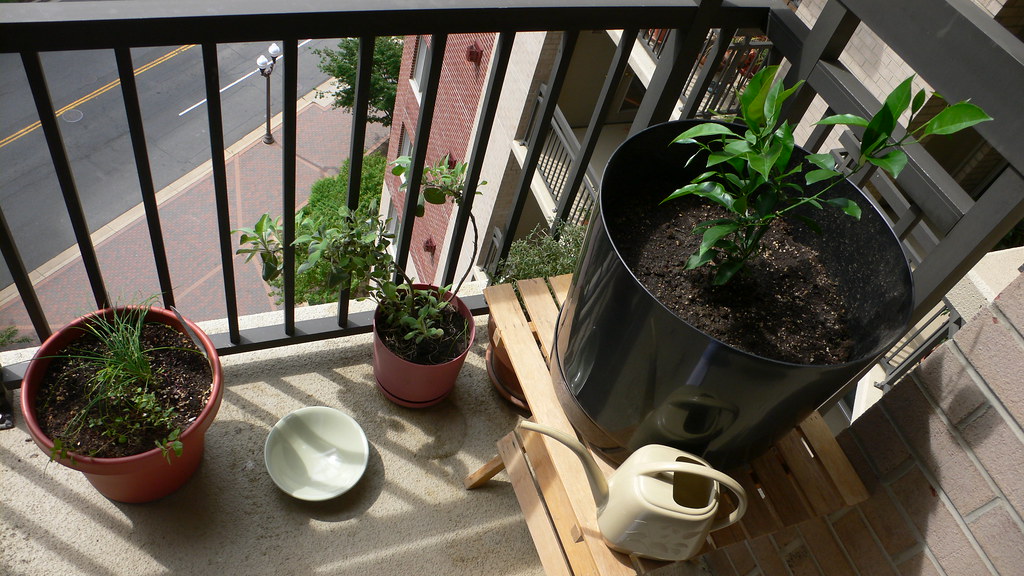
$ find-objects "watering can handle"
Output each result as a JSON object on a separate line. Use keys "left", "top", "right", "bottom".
{"left": 634, "top": 461, "right": 748, "bottom": 531}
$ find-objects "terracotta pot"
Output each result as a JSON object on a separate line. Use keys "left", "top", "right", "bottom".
{"left": 485, "top": 321, "right": 529, "bottom": 412}
{"left": 372, "top": 285, "right": 475, "bottom": 408}
{"left": 21, "top": 307, "right": 223, "bottom": 503}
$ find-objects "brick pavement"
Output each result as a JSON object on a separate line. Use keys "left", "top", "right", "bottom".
{"left": 0, "top": 95, "right": 390, "bottom": 345}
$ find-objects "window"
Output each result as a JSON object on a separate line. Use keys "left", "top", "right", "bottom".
{"left": 410, "top": 36, "right": 431, "bottom": 102}
{"left": 397, "top": 127, "right": 413, "bottom": 186}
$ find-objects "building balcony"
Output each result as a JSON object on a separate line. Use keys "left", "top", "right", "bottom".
{"left": 1, "top": 1, "right": 1023, "bottom": 574}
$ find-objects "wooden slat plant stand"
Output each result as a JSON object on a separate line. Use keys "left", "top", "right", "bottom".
{"left": 465, "top": 275, "right": 869, "bottom": 575}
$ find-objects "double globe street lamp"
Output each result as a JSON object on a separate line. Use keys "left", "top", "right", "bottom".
{"left": 257, "top": 42, "right": 282, "bottom": 145}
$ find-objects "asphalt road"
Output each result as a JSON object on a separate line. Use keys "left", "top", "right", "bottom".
{"left": 0, "top": 39, "right": 336, "bottom": 287}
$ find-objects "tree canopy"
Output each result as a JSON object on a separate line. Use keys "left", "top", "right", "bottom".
{"left": 314, "top": 37, "right": 404, "bottom": 127}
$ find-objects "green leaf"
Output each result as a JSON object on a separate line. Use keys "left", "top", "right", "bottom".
{"left": 753, "top": 188, "right": 778, "bottom": 216}
{"left": 921, "top": 102, "right": 992, "bottom": 136}
{"left": 723, "top": 139, "right": 752, "bottom": 156}
{"left": 700, "top": 223, "right": 740, "bottom": 253}
{"left": 262, "top": 260, "right": 282, "bottom": 282}
{"left": 911, "top": 88, "right": 927, "bottom": 116}
{"left": 685, "top": 249, "right": 715, "bottom": 270}
{"left": 750, "top": 144, "right": 783, "bottom": 181}
{"left": 706, "top": 151, "right": 739, "bottom": 168}
{"left": 867, "top": 148, "right": 908, "bottom": 178}
{"left": 815, "top": 113, "right": 870, "bottom": 128}
{"left": 693, "top": 218, "right": 736, "bottom": 233}
{"left": 806, "top": 153, "right": 838, "bottom": 171}
{"left": 740, "top": 66, "right": 779, "bottom": 132}
{"left": 672, "top": 123, "right": 739, "bottom": 144}
{"left": 885, "top": 76, "right": 915, "bottom": 123}
{"left": 423, "top": 187, "right": 446, "bottom": 205}
{"left": 805, "top": 168, "right": 841, "bottom": 185}
{"left": 861, "top": 103, "right": 897, "bottom": 158}
{"left": 692, "top": 183, "right": 737, "bottom": 213}
{"left": 712, "top": 261, "right": 744, "bottom": 285}
{"left": 771, "top": 81, "right": 804, "bottom": 127}
{"left": 825, "top": 197, "right": 862, "bottom": 219}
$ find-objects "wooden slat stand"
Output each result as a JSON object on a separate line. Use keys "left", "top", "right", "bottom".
{"left": 466, "top": 276, "right": 869, "bottom": 575}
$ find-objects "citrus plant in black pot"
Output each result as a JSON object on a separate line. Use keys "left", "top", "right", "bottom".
{"left": 237, "top": 156, "right": 481, "bottom": 407}
{"left": 552, "top": 67, "right": 991, "bottom": 467}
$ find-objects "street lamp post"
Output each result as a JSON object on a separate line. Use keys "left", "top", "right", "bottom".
{"left": 257, "top": 42, "right": 282, "bottom": 145}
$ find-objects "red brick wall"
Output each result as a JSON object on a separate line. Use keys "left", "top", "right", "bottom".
{"left": 703, "top": 272, "right": 1024, "bottom": 575}
{"left": 386, "top": 33, "right": 496, "bottom": 284}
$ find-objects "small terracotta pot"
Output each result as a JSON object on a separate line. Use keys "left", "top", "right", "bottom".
{"left": 485, "top": 321, "right": 529, "bottom": 412}
{"left": 372, "top": 286, "right": 475, "bottom": 408}
{"left": 21, "top": 307, "right": 223, "bottom": 503}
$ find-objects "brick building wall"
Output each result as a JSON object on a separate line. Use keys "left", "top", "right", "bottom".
{"left": 703, "top": 272, "right": 1024, "bottom": 575}
{"left": 385, "top": 33, "right": 495, "bottom": 284}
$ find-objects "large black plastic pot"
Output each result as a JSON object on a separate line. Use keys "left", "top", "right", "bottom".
{"left": 552, "top": 120, "right": 913, "bottom": 469}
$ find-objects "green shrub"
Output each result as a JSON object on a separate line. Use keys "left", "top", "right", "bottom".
{"left": 493, "top": 222, "right": 585, "bottom": 285}
{"left": 271, "top": 153, "right": 387, "bottom": 305}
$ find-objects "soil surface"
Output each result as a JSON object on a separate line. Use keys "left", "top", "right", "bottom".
{"left": 377, "top": 304, "right": 471, "bottom": 365}
{"left": 35, "top": 323, "right": 212, "bottom": 459}
{"left": 609, "top": 194, "right": 854, "bottom": 365}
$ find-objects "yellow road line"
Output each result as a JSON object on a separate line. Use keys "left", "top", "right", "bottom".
{"left": 0, "top": 44, "right": 195, "bottom": 150}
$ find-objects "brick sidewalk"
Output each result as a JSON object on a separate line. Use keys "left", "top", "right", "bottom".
{"left": 0, "top": 99, "right": 389, "bottom": 344}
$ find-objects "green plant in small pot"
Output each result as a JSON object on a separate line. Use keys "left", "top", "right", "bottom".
{"left": 551, "top": 66, "right": 992, "bottom": 468}
{"left": 20, "top": 304, "right": 223, "bottom": 503}
{"left": 237, "top": 155, "right": 483, "bottom": 407}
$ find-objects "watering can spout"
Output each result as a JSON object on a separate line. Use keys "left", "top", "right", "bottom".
{"left": 518, "top": 420, "right": 610, "bottom": 508}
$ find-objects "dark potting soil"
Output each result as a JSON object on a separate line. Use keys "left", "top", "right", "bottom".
{"left": 377, "top": 304, "right": 472, "bottom": 365}
{"left": 35, "top": 323, "right": 212, "bottom": 459}
{"left": 609, "top": 194, "right": 855, "bottom": 365}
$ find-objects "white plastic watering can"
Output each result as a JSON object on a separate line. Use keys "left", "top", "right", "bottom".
{"left": 519, "top": 420, "right": 747, "bottom": 561}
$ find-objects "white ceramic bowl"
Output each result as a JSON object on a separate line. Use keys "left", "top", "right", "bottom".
{"left": 264, "top": 406, "right": 370, "bottom": 501}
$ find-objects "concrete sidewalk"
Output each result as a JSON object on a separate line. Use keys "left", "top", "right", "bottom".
{"left": 0, "top": 88, "right": 390, "bottom": 344}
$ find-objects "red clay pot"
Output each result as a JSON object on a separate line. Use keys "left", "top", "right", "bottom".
{"left": 485, "top": 321, "right": 529, "bottom": 412}
{"left": 21, "top": 307, "right": 223, "bottom": 503}
{"left": 372, "top": 286, "right": 475, "bottom": 408}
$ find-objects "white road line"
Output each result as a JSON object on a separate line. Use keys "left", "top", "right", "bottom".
{"left": 178, "top": 39, "right": 314, "bottom": 117}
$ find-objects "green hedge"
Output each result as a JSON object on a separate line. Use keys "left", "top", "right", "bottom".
{"left": 271, "top": 153, "right": 388, "bottom": 305}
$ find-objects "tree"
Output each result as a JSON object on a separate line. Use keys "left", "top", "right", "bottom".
{"left": 314, "top": 37, "right": 403, "bottom": 127}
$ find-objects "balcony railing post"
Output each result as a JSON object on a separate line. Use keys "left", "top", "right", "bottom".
{"left": 114, "top": 47, "right": 176, "bottom": 310}
{"left": 282, "top": 39, "right": 299, "bottom": 335}
{"left": 0, "top": 206, "right": 50, "bottom": 341}
{"left": 679, "top": 27, "right": 736, "bottom": 119}
{"left": 201, "top": 42, "right": 241, "bottom": 344}
{"left": 499, "top": 30, "right": 579, "bottom": 265}
{"left": 553, "top": 27, "right": 638, "bottom": 229}
{"left": 629, "top": 0, "right": 723, "bottom": 135}
{"left": 779, "top": 0, "right": 859, "bottom": 126}
{"left": 21, "top": 51, "right": 109, "bottom": 311}
{"left": 333, "top": 35, "right": 377, "bottom": 326}
{"left": 441, "top": 31, "right": 516, "bottom": 288}
{"left": 395, "top": 33, "right": 448, "bottom": 281}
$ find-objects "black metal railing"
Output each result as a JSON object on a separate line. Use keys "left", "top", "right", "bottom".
{"left": 1, "top": 0, "right": 1022, "bottom": 403}
{"left": 641, "top": 28, "right": 671, "bottom": 58}
{"left": 532, "top": 106, "right": 599, "bottom": 227}
{"left": 0, "top": 1, "right": 769, "bottom": 383}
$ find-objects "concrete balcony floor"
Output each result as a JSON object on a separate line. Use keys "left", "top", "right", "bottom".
{"left": 0, "top": 302, "right": 547, "bottom": 576}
